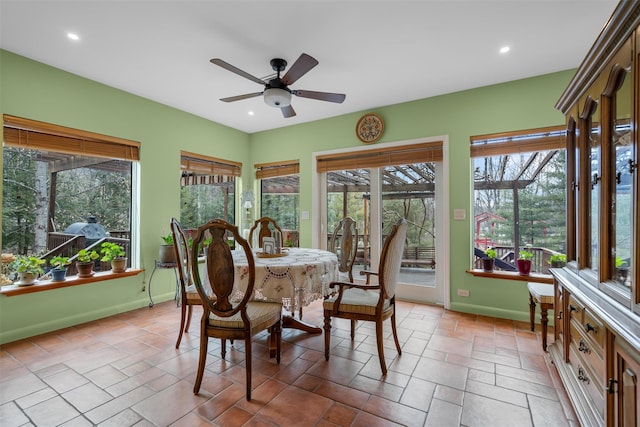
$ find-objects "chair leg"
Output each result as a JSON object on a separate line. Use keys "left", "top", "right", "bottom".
{"left": 275, "top": 319, "right": 282, "bottom": 364}
{"left": 540, "top": 302, "right": 550, "bottom": 352}
{"left": 185, "top": 304, "right": 193, "bottom": 331}
{"left": 529, "top": 292, "right": 536, "bottom": 331}
{"left": 350, "top": 320, "right": 356, "bottom": 339}
{"left": 245, "top": 336, "right": 252, "bottom": 401}
{"left": 193, "top": 329, "right": 209, "bottom": 394}
{"left": 323, "top": 314, "right": 331, "bottom": 361}
{"left": 221, "top": 339, "right": 227, "bottom": 358}
{"left": 175, "top": 299, "right": 188, "bottom": 348}
{"left": 375, "top": 320, "right": 387, "bottom": 375}
{"left": 390, "top": 310, "right": 402, "bottom": 355}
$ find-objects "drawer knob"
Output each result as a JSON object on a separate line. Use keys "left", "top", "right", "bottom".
{"left": 584, "top": 323, "right": 597, "bottom": 334}
{"left": 557, "top": 310, "right": 563, "bottom": 320}
{"left": 607, "top": 378, "right": 618, "bottom": 394}
{"left": 578, "top": 367, "right": 590, "bottom": 384}
{"left": 578, "top": 339, "right": 591, "bottom": 354}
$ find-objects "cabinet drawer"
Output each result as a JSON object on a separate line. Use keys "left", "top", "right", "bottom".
{"left": 569, "top": 346, "right": 605, "bottom": 421}
{"left": 569, "top": 321, "right": 604, "bottom": 380}
{"left": 567, "top": 295, "right": 584, "bottom": 322}
{"left": 582, "top": 307, "right": 604, "bottom": 350}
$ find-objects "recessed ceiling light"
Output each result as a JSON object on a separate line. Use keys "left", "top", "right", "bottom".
{"left": 67, "top": 32, "right": 80, "bottom": 41}
{"left": 500, "top": 46, "right": 510, "bottom": 54}
{"left": 248, "top": 111, "right": 254, "bottom": 116}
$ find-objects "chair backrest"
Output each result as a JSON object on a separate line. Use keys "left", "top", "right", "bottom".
{"left": 249, "top": 217, "right": 283, "bottom": 248}
{"left": 191, "top": 219, "right": 254, "bottom": 317}
{"left": 170, "top": 218, "right": 192, "bottom": 293}
{"left": 329, "top": 217, "right": 358, "bottom": 282}
{"left": 378, "top": 218, "right": 408, "bottom": 299}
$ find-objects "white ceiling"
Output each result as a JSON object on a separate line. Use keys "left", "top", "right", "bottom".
{"left": 0, "top": 1, "right": 618, "bottom": 134}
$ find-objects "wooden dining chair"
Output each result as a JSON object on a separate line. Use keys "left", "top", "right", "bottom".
{"left": 170, "top": 218, "right": 203, "bottom": 348}
{"left": 190, "top": 218, "right": 282, "bottom": 400}
{"left": 249, "top": 216, "right": 282, "bottom": 248}
{"left": 323, "top": 218, "right": 407, "bottom": 375}
{"left": 329, "top": 216, "right": 359, "bottom": 283}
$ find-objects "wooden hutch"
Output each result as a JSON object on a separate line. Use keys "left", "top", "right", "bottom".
{"left": 552, "top": 2, "right": 640, "bottom": 426}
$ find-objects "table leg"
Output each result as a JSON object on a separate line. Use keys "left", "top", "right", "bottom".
{"left": 148, "top": 264, "right": 158, "bottom": 307}
{"left": 268, "top": 314, "right": 322, "bottom": 357}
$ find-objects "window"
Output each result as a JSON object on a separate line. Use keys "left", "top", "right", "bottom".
{"left": 180, "top": 151, "right": 238, "bottom": 230}
{"left": 471, "top": 126, "right": 566, "bottom": 275}
{"left": 256, "top": 160, "right": 299, "bottom": 246}
{"left": 2, "top": 114, "right": 139, "bottom": 278}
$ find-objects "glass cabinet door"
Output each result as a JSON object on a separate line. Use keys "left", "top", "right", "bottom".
{"left": 612, "top": 71, "right": 632, "bottom": 291}
{"left": 589, "top": 103, "right": 600, "bottom": 273}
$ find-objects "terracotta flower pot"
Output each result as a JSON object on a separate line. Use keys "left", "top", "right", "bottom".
{"left": 111, "top": 258, "right": 127, "bottom": 273}
{"left": 517, "top": 259, "right": 532, "bottom": 276}
{"left": 76, "top": 261, "right": 95, "bottom": 277}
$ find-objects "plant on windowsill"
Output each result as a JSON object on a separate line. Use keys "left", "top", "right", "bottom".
{"left": 159, "top": 233, "right": 176, "bottom": 264}
{"left": 50, "top": 255, "right": 71, "bottom": 282}
{"left": 100, "top": 242, "right": 127, "bottom": 273}
{"left": 549, "top": 253, "right": 566, "bottom": 269}
{"left": 615, "top": 256, "right": 629, "bottom": 286}
{"left": 517, "top": 249, "right": 534, "bottom": 276}
{"left": 13, "top": 255, "right": 46, "bottom": 286}
{"left": 76, "top": 249, "right": 99, "bottom": 277}
{"left": 482, "top": 248, "right": 496, "bottom": 272}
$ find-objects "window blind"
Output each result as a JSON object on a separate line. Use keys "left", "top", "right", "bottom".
{"left": 255, "top": 160, "right": 300, "bottom": 179}
{"left": 3, "top": 114, "right": 140, "bottom": 161}
{"left": 316, "top": 141, "right": 443, "bottom": 173}
{"left": 470, "top": 125, "right": 566, "bottom": 158}
{"left": 180, "top": 150, "right": 241, "bottom": 186}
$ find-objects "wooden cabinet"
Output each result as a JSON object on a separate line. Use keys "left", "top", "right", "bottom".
{"left": 552, "top": 2, "right": 640, "bottom": 426}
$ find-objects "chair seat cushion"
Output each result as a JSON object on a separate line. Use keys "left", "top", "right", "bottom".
{"left": 185, "top": 284, "right": 201, "bottom": 304}
{"left": 527, "top": 282, "right": 554, "bottom": 304}
{"left": 207, "top": 301, "right": 282, "bottom": 330}
{"left": 323, "top": 288, "right": 390, "bottom": 315}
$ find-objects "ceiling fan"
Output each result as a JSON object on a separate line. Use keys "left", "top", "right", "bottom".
{"left": 210, "top": 53, "right": 346, "bottom": 118}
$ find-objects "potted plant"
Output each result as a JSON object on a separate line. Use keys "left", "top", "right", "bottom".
{"left": 159, "top": 233, "right": 176, "bottom": 264}
{"left": 615, "top": 256, "right": 629, "bottom": 285}
{"left": 76, "top": 249, "right": 99, "bottom": 277}
{"left": 13, "top": 255, "right": 46, "bottom": 285}
{"left": 549, "top": 253, "right": 566, "bottom": 268}
{"left": 50, "top": 255, "right": 71, "bottom": 282}
{"left": 100, "top": 242, "right": 127, "bottom": 273}
{"left": 517, "top": 249, "right": 534, "bottom": 275}
{"left": 482, "top": 248, "right": 496, "bottom": 272}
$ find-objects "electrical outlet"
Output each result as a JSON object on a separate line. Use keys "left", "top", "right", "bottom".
{"left": 457, "top": 289, "right": 470, "bottom": 297}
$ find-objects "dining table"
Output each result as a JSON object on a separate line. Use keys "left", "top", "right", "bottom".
{"left": 229, "top": 247, "right": 338, "bottom": 334}
{"left": 198, "top": 247, "right": 338, "bottom": 336}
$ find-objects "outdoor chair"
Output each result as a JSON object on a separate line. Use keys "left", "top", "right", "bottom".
{"left": 323, "top": 218, "right": 407, "bottom": 375}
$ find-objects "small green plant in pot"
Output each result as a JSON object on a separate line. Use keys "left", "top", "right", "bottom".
{"left": 615, "top": 256, "right": 629, "bottom": 285}
{"left": 50, "top": 255, "right": 71, "bottom": 282}
{"left": 482, "top": 248, "right": 496, "bottom": 272}
{"left": 13, "top": 255, "right": 46, "bottom": 285}
{"left": 159, "top": 233, "right": 177, "bottom": 264}
{"left": 549, "top": 253, "right": 566, "bottom": 268}
{"left": 76, "top": 249, "right": 99, "bottom": 277}
{"left": 517, "top": 249, "right": 534, "bottom": 276}
{"left": 100, "top": 242, "right": 127, "bottom": 273}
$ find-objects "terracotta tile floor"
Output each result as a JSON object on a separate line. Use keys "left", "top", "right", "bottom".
{"left": 0, "top": 299, "right": 579, "bottom": 426}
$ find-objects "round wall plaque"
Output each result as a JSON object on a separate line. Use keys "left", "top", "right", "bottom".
{"left": 355, "top": 113, "right": 384, "bottom": 143}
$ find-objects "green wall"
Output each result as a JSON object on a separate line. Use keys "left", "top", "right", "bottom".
{"left": 0, "top": 49, "right": 571, "bottom": 343}
{"left": 0, "top": 50, "right": 250, "bottom": 343}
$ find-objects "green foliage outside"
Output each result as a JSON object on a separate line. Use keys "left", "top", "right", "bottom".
{"left": 2, "top": 147, "right": 132, "bottom": 256}
{"left": 180, "top": 184, "right": 235, "bottom": 230}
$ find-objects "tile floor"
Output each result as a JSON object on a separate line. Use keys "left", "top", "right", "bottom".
{"left": 0, "top": 299, "right": 578, "bottom": 426}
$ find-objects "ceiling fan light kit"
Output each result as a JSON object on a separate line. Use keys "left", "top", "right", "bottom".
{"left": 211, "top": 53, "right": 345, "bottom": 118}
{"left": 263, "top": 87, "right": 291, "bottom": 107}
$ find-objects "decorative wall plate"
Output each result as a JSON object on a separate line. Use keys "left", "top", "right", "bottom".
{"left": 355, "top": 113, "right": 384, "bottom": 143}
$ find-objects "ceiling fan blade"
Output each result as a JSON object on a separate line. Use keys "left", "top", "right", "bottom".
{"left": 292, "top": 90, "right": 346, "bottom": 104}
{"left": 281, "top": 53, "right": 318, "bottom": 85}
{"left": 220, "top": 92, "right": 263, "bottom": 102}
{"left": 281, "top": 105, "right": 296, "bottom": 118}
{"left": 210, "top": 58, "right": 266, "bottom": 85}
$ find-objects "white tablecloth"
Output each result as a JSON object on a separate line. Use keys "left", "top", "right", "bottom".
{"left": 199, "top": 248, "right": 338, "bottom": 313}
